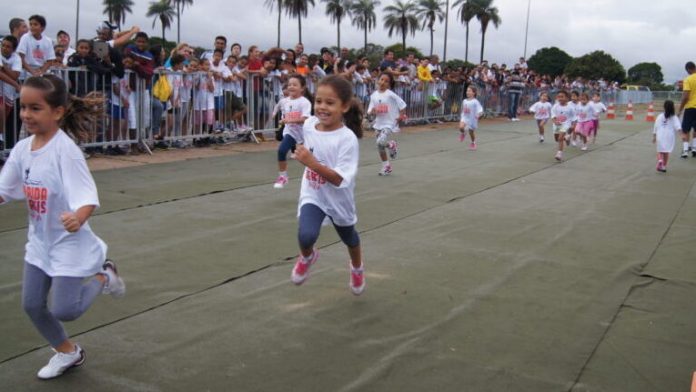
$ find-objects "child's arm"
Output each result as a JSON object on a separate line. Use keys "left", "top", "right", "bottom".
{"left": 60, "top": 206, "right": 96, "bottom": 233}
{"left": 112, "top": 26, "right": 140, "bottom": 48}
{"left": 294, "top": 144, "right": 344, "bottom": 187}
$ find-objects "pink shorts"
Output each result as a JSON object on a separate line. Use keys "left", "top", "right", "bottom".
{"left": 576, "top": 121, "right": 595, "bottom": 137}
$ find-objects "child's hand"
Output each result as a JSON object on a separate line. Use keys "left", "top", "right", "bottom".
{"left": 294, "top": 144, "right": 316, "bottom": 167}
{"left": 61, "top": 212, "right": 82, "bottom": 233}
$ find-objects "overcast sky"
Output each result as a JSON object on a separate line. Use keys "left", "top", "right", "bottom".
{"left": 4, "top": 0, "right": 695, "bottom": 83}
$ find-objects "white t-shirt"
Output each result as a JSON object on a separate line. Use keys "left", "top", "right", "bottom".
{"left": 228, "top": 65, "right": 243, "bottom": 97}
{"left": 653, "top": 113, "right": 681, "bottom": 153}
{"left": 280, "top": 96, "right": 312, "bottom": 143}
{"left": 529, "top": 101, "right": 552, "bottom": 120}
{"left": 17, "top": 34, "right": 56, "bottom": 69}
{"left": 368, "top": 89, "right": 407, "bottom": 132}
{"left": 590, "top": 102, "right": 607, "bottom": 120}
{"left": 210, "top": 61, "right": 231, "bottom": 97}
{"left": 194, "top": 74, "right": 215, "bottom": 110}
{"left": 568, "top": 101, "right": 579, "bottom": 122}
{"left": 551, "top": 103, "right": 576, "bottom": 129}
{"left": 460, "top": 98, "right": 484, "bottom": 129}
{"left": 1, "top": 52, "right": 22, "bottom": 101}
{"left": 575, "top": 102, "right": 596, "bottom": 123}
{"left": 298, "top": 117, "right": 359, "bottom": 227}
{"left": 0, "top": 130, "right": 107, "bottom": 277}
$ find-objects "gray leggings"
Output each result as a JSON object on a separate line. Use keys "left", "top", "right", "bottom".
{"left": 298, "top": 204, "right": 360, "bottom": 250}
{"left": 22, "top": 262, "right": 103, "bottom": 348}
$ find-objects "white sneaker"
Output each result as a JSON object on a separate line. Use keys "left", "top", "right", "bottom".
{"left": 581, "top": 145, "right": 588, "bottom": 151}
{"left": 273, "top": 175, "right": 288, "bottom": 189}
{"left": 539, "top": 135, "right": 544, "bottom": 143}
{"left": 378, "top": 164, "right": 392, "bottom": 176}
{"left": 102, "top": 260, "right": 126, "bottom": 298}
{"left": 350, "top": 263, "right": 366, "bottom": 296}
{"left": 570, "top": 140, "right": 577, "bottom": 147}
{"left": 554, "top": 151, "right": 563, "bottom": 161}
{"left": 37, "top": 345, "right": 85, "bottom": 379}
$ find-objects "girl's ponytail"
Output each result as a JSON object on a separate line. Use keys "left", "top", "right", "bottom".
{"left": 343, "top": 98, "right": 363, "bottom": 139}
{"left": 23, "top": 75, "right": 105, "bottom": 142}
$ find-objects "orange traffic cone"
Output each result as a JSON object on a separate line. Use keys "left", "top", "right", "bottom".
{"left": 625, "top": 101, "right": 634, "bottom": 121}
{"left": 606, "top": 102, "right": 616, "bottom": 119}
{"left": 645, "top": 102, "right": 656, "bottom": 122}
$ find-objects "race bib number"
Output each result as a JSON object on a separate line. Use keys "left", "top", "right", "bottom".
{"left": 285, "top": 111, "right": 302, "bottom": 121}
{"left": 375, "top": 104, "right": 389, "bottom": 114}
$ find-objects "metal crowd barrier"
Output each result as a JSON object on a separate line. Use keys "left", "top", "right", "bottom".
{"left": 2, "top": 68, "right": 666, "bottom": 158}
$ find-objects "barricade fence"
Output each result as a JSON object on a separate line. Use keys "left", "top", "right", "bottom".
{"left": 1, "top": 68, "right": 666, "bottom": 157}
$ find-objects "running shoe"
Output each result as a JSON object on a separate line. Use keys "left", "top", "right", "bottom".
{"left": 378, "top": 164, "right": 392, "bottom": 176}
{"left": 37, "top": 346, "right": 85, "bottom": 380}
{"left": 102, "top": 260, "right": 126, "bottom": 298}
{"left": 681, "top": 150, "right": 689, "bottom": 159}
{"left": 469, "top": 142, "right": 477, "bottom": 151}
{"left": 273, "top": 175, "right": 289, "bottom": 189}
{"left": 555, "top": 151, "right": 563, "bottom": 161}
{"left": 459, "top": 132, "right": 466, "bottom": 142}
{"left": 350, "top": 264, "right": 365, "bottom": 296}
{"left": 291, "top": 250, "right": 319, "bottom": 285}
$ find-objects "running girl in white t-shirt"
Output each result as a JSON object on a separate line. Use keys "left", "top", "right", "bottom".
{"left": 551, "top": 90, "right": 577, "bottom": 161}
{"left": 0, "top": 75, "right": 125, "bottom": 380}
{"left": 589, "top": 93, "right": 607, "bottom": 143}
{"left": 367, "top": 73, "right": 407, "bottom": 176}
{"left": 529, "top": 92, "right": 552, "bottom": 143}
{"left": 273, "top": 74, "right": 312, "bottom": 189}
{"left": 574, "top": 93, "right": 596, "bottom": 151}
{"left": 290, "top": 75, "right": 366, "bottom": 295}
{"left": 458, "top": 85, "right": 484, "bottom": 150}
{"left": 568, "top": 90, "right": 580, "bottom": 146}
{"left": 652, "top": 100, "right": 682, "bottom": 172}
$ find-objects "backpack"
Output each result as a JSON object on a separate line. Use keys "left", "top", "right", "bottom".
{"left": 153, "top": 74, "right": 172, "bottom": 102}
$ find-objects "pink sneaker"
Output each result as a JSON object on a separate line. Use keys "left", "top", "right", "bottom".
{"left": 378, "top": 164, "right": 392, "bottom": 176}
{"left": 656, "top": 160, "right": 663, "bottom": 171}
{"left": 291, "top": 250, "right": 319, "bottom": 285}
{"left": 459, "top": 132, "right": 466, "bottom": 142}
{"left": 350, "top": 264, "right": 365, "bottom": 295}
{"left": 469, "top": 142, "right": 477, "bottom": 151}
{"left": 273, "top": 175, "right": 288, "bottom": 189}
{"left": 387, "top": 140, "right": 399, "bottom": 159}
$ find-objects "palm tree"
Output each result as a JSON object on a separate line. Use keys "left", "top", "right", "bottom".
{"left": 383, "top": 0, "right": 420, "bottom": 51}
{"left": 475, "top": 0, "right": 501, "bottom": 63}
{"left": 415, "top": 0, "right": 445, "bottom": 56}
{"left": 452, "top": 0, "right": 478, "bottom": 63}
{"left": 171, "top": 0, "right": 194, "bottom": 44}
{"left": 285, "top": 0, "right": 316, "bottom": 44}
{"left": 147, "top": 0, "right": 176, "bottom": 42}
{"left": 350, "top": 0, "right": 380, "bottom": 53}
{"left": 264, "top": 0, "right": 284, "bottom": 47}
{"left": 442, "top": 0, "right": 449, "bottom": 61}
{"left": 323, "top": 0, "right": 352, "bottom": 50}
{"left": 103, "top": 0, "right": 134, "bottom": 30}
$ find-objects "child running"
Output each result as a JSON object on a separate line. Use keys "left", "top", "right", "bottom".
{"left": 367, "top": 73, "right": 407, "bottom": 176}
{"left": 529, "top": 92, "right": 552, "bottom": 143}
{"left": 653, "top": 100, "right": 682, "bottom": 172}
{"left": 0, "top": 75, "right": 125, "bottom": 379}
{"left": 567, "top": 90, "right": 580, "bottom": 146}
{"left": 458, "top": 85, "right": 484, "bottom": 150}
{"left": 273, "top": 74, "right": 312, "bottom": 189}
{"left": 589, "top": 93, "right": 607, "bottom": 143}
{"left": 290, "top": 75, "right": 365, "bottom": 295}
{"left": 574, "top": 93, "right": 596, "bottom": 151}
{"left": 551, "top": 90, "right": 576, "bottom": 161}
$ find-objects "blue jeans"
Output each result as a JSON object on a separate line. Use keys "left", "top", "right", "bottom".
{"left": 508, "top": 92, "right": 521, "bottom": 119}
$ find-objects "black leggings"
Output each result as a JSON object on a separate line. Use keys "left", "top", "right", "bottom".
{"left": 298, "top": 204, "right": 360, "bottom": 250}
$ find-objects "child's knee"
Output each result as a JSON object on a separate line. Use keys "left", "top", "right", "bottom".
{"left": 51, "top": 303, "right": 81, "bottom": 322}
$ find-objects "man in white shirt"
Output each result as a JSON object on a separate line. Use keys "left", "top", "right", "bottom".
{"left": 17, "top": 15, "right": 55, "bottom": 77}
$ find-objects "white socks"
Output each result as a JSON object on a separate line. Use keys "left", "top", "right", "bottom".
{"left": 684, "top": 142, "right": 690, "bottom": 152}
{"left": 279, "top": 171, "right": 288, "bottom": 178}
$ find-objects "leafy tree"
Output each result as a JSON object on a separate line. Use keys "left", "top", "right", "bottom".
{"left": 285, "top": 0, "right": 316, "bottom": 44}
{"left": 384, "top": 43, "right": 424, "bottom": 59}
{"left": 415, "top": 0, "right": 445, "bottom": 56}
{"left": 527, "top": 47, "right": 573, "bottom": 77}
{"left": 474, "top": 0, "right": 500, "bottom": 64}
{"left": 627, "top": 62, "right": 663, "bottom": 86}
{"left": 323, "top": 0, "right": 352, "bottom": 50}
{"left": 350, "top": 0, "right": 381, "bottom": 52}
{"left": 103, "top": 0, "right": 134, "bottom": 30}
{"left": 147, "top": 0, "right": 176, "bottom": 42}
{"left": 565, "top": 50, "right": 626, "bottom": 83}
{"left": 453, "top": 0, "right": 478, "bottom": 63}
{"left": 443, "top": 58, "right": 474, "bottom": 70}
{"left": 383, "top": 0, "right": 420, "bottom": 51}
